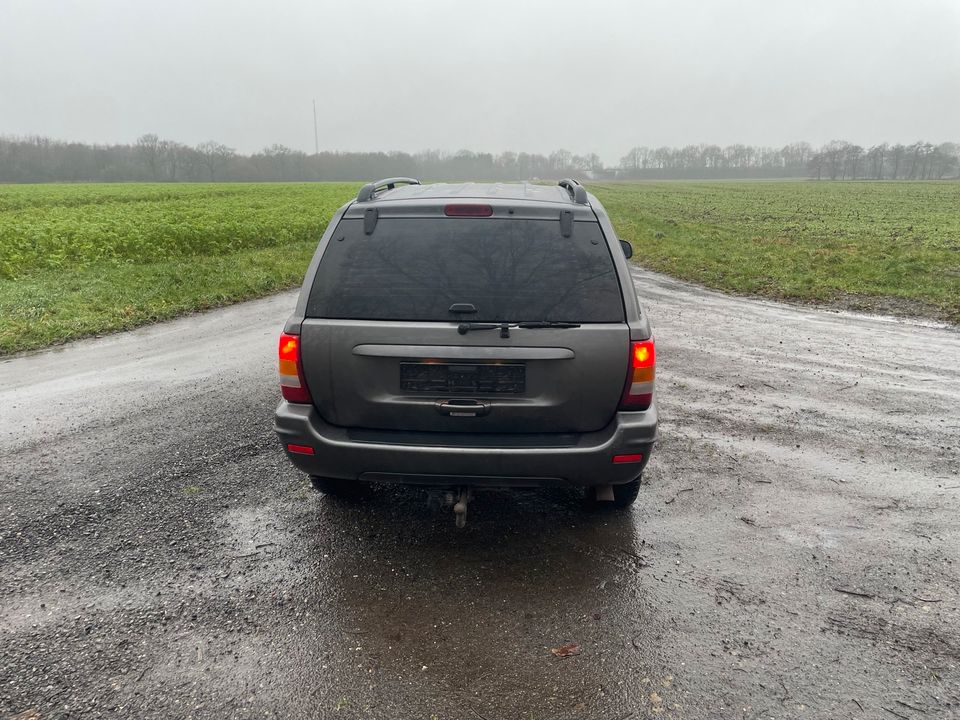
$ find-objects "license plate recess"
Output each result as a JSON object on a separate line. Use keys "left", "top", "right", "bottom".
{"left": 400, "top": 362, "right": 525, "bottom": 394}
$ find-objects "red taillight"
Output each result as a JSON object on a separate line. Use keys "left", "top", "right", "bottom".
{"left": 619, "top": 339, "right": 655, "bottom": 411}
{"left": 278, "top": 332, "right": 312, "bottom": 404}
{"left": 444, "top": 204, "right": 493, "bottom": 217}
{"left": 613, "top": 453, "right": 644, "bottom": 464}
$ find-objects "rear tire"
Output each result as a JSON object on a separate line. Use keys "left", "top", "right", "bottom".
{"left": 308, "top": 475, "right": 372, "bottom": 500}
{"left": 585, "top": 476, "right": 642, "bottom": 509}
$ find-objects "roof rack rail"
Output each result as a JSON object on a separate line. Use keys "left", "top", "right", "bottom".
{"left": 558, "top": 178, "right": 588, "bottom": 205}
{"left": 357, "top": 177, "right": 421, "bottom": 202}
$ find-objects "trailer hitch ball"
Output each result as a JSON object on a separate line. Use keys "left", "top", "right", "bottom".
{"left": 453, "top": 487, "right": 471, "bottom": 528}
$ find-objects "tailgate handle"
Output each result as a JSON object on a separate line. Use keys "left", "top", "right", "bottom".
{"left": 435, "top": 399, "right": 490, "bottom": 417}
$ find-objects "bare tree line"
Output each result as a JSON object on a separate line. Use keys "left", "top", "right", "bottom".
{"left": 0, "top": 134, "right": 957, "bottom": 183}
{"left": 805, "top": 140, "right": 959, "bottom": 180}
{"left": 618, "top": 141, "right": 960, "bottom": 180}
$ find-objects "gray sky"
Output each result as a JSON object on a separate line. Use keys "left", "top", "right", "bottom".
{"left": 2, "top": 0, "right": 958, "bottom": 163}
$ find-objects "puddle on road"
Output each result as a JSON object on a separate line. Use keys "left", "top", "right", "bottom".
{"left": 275, "top": 486, "right": 684, "bottom": 718}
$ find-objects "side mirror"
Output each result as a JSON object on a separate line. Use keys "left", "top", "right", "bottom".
{"left": 619, "top": 239, "right": 633, "bottom": 259}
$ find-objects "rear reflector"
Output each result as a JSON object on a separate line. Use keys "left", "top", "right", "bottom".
{"left": 278, "top": 332, "right": 313, "bottom": 404}
{"left": 287, "top": 443, "right": 315, "bottom": 455}
{"left": 612, "top": 453, "right": 644, "bottom": 464}
{"left": 619, "top": 339, "right": 656, "bottom": 411}
{"left": 444, "top": 204, "right": 493, "bottom": 217}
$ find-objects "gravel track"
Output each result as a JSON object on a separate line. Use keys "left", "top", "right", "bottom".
{"left": 1, "top": 269, "right": 958, "bottom": 719}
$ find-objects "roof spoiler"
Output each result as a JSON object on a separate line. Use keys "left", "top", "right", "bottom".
{"left": 558, "top": 178, "right": 588, "bottom": 205}
{"left": 357, "top": 177, "right": 421, "bottom": 202}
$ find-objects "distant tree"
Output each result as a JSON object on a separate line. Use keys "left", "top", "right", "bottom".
{"left": 496, "top": 151, "right": 518, "bottom": 177}
{"left": 866, "top": 144, "right": 887, "bottom": 179}
{"left": 889, "top": 144, "right": 906, "bottom": 179}
{"left": 516, "top": 151, "right": 546, "bottom": 179}
{"left": 254, "top": 144, "right": 299, "bottom": 181}
{"left": 548, "top": 149, "right": 573, "bottom": 172}
{"left": 724, "top": 144, "right": 754, "bottom": 169}
{"left": 136, "top": 133, "right": 161, "bottom": 180}
{"left": 702, "top": 144, "right": 724, "bottom": 169}
{"left": 822, "top": 140, "right": 849, "bottom": 180}
{"left": 808, "top": 152, "right": 825, "bottom": 180}
{"left": 195, "top": 141, "right": 235, "bottom": 181}
{"left": 619, "top": 146, "right": 646, "bottom": 172}
{"left": 905, "top": 141, "right": 926, "bottom": 179}
{"left": 917, "top": 142, "right": 935, "bottom": 179}
{"left": 475, "top": 152, "right": 496, "bottom": 177}
{"left": 755, "top": 146, "right": 781, "bottom": 169}
{"left": 845, "top": 145, "right": 864, "bottom": 180}
{"left": 782, "top": 142, "right": 812, "bottom": 171}
{"left": 934, "top": 142, "right": 960, "bottom": 178}
{"left": 678, "top": 145, "right": 699, "bottom": 169}
{"left": 650, "top": 146, "right": 672, "bottom": 169}
{"left": 157, "top": 140, "right": 190, "bottom": 181}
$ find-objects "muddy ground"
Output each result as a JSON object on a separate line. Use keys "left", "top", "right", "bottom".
{"left": 1, "top": 269, "right": 958, "bottom": 719}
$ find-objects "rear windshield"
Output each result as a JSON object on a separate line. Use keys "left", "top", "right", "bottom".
{"left": 305, "top": 217, "right": 625, "bottom": 322}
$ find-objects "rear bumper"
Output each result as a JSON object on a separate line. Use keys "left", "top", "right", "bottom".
{"left": 274, "top": 401, "right": 657, "bottom": 487}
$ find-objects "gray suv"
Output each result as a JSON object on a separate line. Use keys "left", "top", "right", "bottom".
{"left": 274, "top": 178, "right": 657, "bottom": 523}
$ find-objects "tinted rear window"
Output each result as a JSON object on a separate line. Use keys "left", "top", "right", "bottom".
{"left": 306, "top": 217, "right": 625, "bottom": 322}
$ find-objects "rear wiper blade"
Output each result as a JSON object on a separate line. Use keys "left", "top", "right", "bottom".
{"left": 458, "top": 322, "right": 511, "bottom": 338}
{"left": 456, "top": 321, "right": 581, "bottom": 337}
{"left": 516, "top": 321, "right": 581, "bottom": 329}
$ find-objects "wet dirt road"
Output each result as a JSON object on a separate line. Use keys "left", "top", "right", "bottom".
{"left": 1, "top": 269, "right": 958, "bottom": 719}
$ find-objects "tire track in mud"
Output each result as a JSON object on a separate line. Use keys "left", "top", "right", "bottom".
{"left": 634, "top": 268, "right": 959, "bottom": 717}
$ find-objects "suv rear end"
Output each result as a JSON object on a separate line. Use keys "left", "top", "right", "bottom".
{"left": 274, "top": 178, "right": 657, "bottom": 515}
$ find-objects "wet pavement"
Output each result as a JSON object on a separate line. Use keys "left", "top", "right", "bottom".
{"left": 1, "top": 269, "right": 958, "bottom": 719}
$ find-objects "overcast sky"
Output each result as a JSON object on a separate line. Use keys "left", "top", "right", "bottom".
{"left": 2, "top": 0, "right": 958, "bottom": 163}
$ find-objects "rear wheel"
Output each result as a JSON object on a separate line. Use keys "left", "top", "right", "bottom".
{"left": 308, "top": 475, "right": 372, "bottom": 500}
{"left": 585, "top": 476, "right": 642, "bottom": 509}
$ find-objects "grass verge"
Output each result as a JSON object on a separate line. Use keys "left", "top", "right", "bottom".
{"left": 0, "top": 241, "right": 320, "bottom": 354}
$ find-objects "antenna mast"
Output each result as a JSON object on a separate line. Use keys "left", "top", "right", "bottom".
{"left": 312, "top": 99, "right": 319, "bottom": 156}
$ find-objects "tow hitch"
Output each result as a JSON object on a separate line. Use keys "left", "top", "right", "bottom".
{"left": 443, "top": 487, "right": 473, "bottom": 528}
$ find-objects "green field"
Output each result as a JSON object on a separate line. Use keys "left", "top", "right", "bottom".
{"left": 592, "top": 181, "right": 960, "bottom": 322}
{"left": 0, "top": 183, "right": 358, "bottom": 354}
{"left": 1, "top": 181, "right": 957, "bottom": 354}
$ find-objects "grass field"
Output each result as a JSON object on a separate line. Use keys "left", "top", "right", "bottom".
{"left": 592, "top": 181, "right": 960, "bottom": 322}
{"left": 0, "top": 183, "right": 358, "bottom": 354}
{"left": 1, "top": 181, "right": 957, "bottom": 354}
